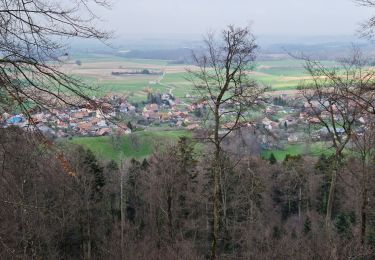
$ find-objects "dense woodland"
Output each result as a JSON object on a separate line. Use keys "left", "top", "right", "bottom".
{"left": 1, "top": 126, "right": 375, "bottom": 259}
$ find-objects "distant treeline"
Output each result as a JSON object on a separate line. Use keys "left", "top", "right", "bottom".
{"left": 119, "top": 48, "right": 193, "bottom": 63}
{"left": 111, "top": 69, "right": 163, "bottom": 76}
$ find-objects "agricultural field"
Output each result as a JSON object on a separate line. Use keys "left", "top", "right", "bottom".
{"left": 64, "top": 54, "right": 337, "bottom": 103}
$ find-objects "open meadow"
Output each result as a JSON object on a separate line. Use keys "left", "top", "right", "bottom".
{"left": 68, "top": 129, "right": 192, "bottom": 161}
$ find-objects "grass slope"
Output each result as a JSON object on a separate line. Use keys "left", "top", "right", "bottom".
{"left": 262, "top": 142, "right": 334, "bottom": 161}
{"left": 69, "top": 130, "right": 191, "bottom": 161}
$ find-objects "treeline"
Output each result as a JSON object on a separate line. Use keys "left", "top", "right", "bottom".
{"left": 120, "top": 49, "right": 192, "bottom": 62}
{"left": 1, "top": 127, "right": 375, "bottom": 259}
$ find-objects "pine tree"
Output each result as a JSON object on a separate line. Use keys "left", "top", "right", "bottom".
{"left": 303, "top": 217, "right": 312, "bottom": 235}
{"left": 269, "top": 153, "right": 277, "bottom": 164}
{"left": 84, "top": 149, "right": 105, "bottom": 200}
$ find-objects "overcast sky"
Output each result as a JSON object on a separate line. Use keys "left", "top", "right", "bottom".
{"left": 95, "top": 0, "right": 374, "bottom": 38}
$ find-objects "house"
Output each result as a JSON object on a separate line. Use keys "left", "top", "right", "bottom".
{"left": 77, "top": 122, "right": 93, "bottom": 132}
{"left": 282, "top": 116, "right": 298, "bottom": 127}
{"left": 31, "top": 113, "right": 46, "bottom": 124}
{"left": 162, "top": 93, "right": 174, "bottom": 101}
{"left": 96, "top": 109, "right": 105, "bottom": 119}
{"left": 56, "top": 130, "right": 68, "bottom": 138}
{"left": 38, "top": 125, "right": 55, "bottom": 136}
{"left": 128, "top": 105, "right": 136, "bottom": 112}
{"left": 70, "top": 111, "right": 89, "bottom": 120}
{"left": 113, "top": 125, "right": 131, "bottom": 136}
{"left": 176, "top": 120, "right": 183, "bottom": 127}
{"left": 318, "top": 127, "right": 345, "bottom": 137}
{"left": 159, "top": 112, "right": 171, "bottom": 121}
{"left": 2, "top": 112, "right": 11, "bottom": 121}
{"left": 7, "top": 115, "right": 24, "bottom": 124}
{"left": 358, "top": 117, "right": 366, "bottom": 124}
{"left": 262, "top": 117, "right": 274, "bottom": 130}
{"left": 147, "top": 111, "right": 161, "bottom": 120}
{"left": 100, "top": 103, "right": 114, "bottom": 113}
{"left": 90, "top": 117, "right": 101, "bottom": 125}
{"left": 270, "top": 121, "right": 279, "bottom": 129}
{"left": 288, "top": 133, "right": 300, "bottom": 143}
{"left": 97, "top": 120, "right": 108, "bottom": 127}
{"left": 57, "top": 121, "right": 69, "bottom": 129}
{"left": 304, "top": 100, "right": 321, "bottom": 109}
{"left": 187, "top": 123, "right": 200, "bottom": 130}
{"left": 97, "top": 128, "right": 111, "bottom": 136}
{"left": 309, "top": 117, "right": 321, "bottom": 124}
{"left": 144, "top": 103, "right": 159, "bottom": 112}
{"left": 222, "top": 122, "right": 237, "bottom": 130}
{"left": 119, "top": 102, "right": 130, "bottom": 113}
{"left": 299, "top": 112, "right": 308, "bottom": 120}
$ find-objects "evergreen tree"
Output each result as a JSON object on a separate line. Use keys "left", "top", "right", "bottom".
{"left": 83, "top": 149, "right": 105, "bottom": 200}
{"left": 303, "top": 217, "right": 312, "bottom": 235}
{"left": 269, "top": 153, "right": 277, "bottom": 164}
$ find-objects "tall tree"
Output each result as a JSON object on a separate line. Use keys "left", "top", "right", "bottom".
{"left": 351, "top": 119, "right": 375, "bottom": 244}
{"left": 300, "top": 50, "right": 366, "bottom": 227}
{"left": 187, "top": 25, "right": 264, "bottom": 259}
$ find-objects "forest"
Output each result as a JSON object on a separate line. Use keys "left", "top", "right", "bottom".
{"left": 2, "top": 126, "right": 375, "bottom": 259}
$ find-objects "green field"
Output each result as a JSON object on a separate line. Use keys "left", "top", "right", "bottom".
{"left": 262, "top": 142, "right": 334, "bottom": 161}
{"left": 67, "top": 54, "right": 335, "bottom": 102}
{"left": 69, "top": 130, "right": 192, "bottom": 161}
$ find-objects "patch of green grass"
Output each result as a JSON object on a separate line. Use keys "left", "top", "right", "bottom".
{"left": 256, "top": 59, "right": 337, "bottom": 69}
{"left": 258, "top": 67, "right": 308, "bottom": 77}
{"left": 69, "top": 130, "right": 192, "bottom": 161}
{"left": 262, "top": 142, "right": 334, "bottom": 161}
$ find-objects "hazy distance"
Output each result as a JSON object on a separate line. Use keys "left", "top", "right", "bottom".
{"left": 97, "top": 0, "right": 373, "bottom": 39}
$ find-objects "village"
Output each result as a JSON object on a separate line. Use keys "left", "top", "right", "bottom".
{"left": 0, "top": 92, "right": 203, "bottom": 138}
{"left": 0, "top": 91, "right": 368, "bottom": 154}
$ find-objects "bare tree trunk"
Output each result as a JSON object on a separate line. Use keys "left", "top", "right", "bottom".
{"left": 87, "top": 225, "right": 91, "bottom": 260}
{"left": 325, "top": 156, "right": 339, "bottom": 227}
{"left": 210, "top": 108, "right": 221, "bottom": 260}
{"left": 86, "top": 200, "right": 91, "bottom": 260}
{"left": 211, "top": 158, "right": 220, "bottom": 260}
{"left": 21, "top": 181, "right": 27, "bottom": 259}
{"left": 220, "top": 168, "right": 228, "bottom": 230}
{"left": 361, "top": 158, "right": 368, "bottom": 244}
{"left": 120, "top": 168, "right": 125, "bottom": 258}
{"left": 298, "top": 186, "right": 302, "bottom": 222}
{"left": 167, "top": 191, "right": 174, "bottom": 240}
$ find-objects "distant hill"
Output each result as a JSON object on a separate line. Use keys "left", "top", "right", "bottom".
{"left": 120, "top": 48, "right": 192, "bottom": 63}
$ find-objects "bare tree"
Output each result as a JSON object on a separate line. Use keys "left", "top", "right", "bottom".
{"left": 0, "top": 0, "right": 110, "bottom": 117}
{"left": 187, "top": 25, "right": 265, "bottom": 259}
{"left": 300, "top": 50, "right": 367, "bottom": 228}
{"left": 351, "top": 118, "right": 375, "bottom": 244}
{"left": 356, "top": 0, "right": 375, "bottom": 38}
